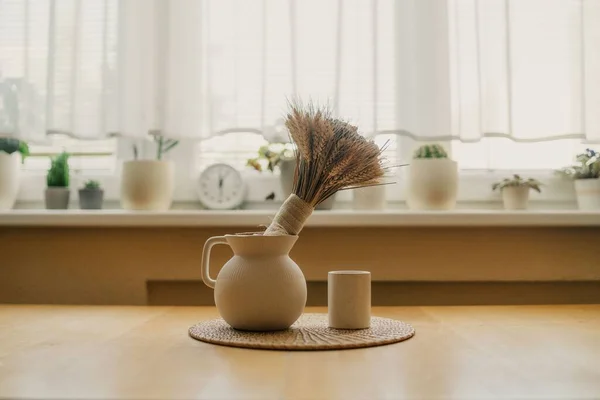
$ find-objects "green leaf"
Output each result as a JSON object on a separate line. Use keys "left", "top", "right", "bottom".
{"left": 47, "top": 151, "right": 70, "bottom": 187}
{"left": 258, "top": 145, "right": 270, "bottom": 158}
{"left": 493, "top": 176, "right": 543, "bottom": 193}
{"left": 0, "top": 138, "right": 20, "bottom": 155}
{"left": 18, "top": 141, "right": 29, "bottom": 162}
{"left": 83, "top": 180, "right": 101, "bottom": 190}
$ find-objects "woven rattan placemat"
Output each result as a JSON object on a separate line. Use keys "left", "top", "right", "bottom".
{"left": 188, "top": 313, "right": 415, "bottom": 350}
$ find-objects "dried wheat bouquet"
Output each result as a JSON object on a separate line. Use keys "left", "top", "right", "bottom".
{"left": 264, "top": 103, "right": 386, "bottom": 236}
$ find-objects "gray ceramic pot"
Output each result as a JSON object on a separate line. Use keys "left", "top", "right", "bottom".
{"left": 79, "top": 189, "right": 104, "bottom": 210}
{"left": 279, "top": 158, "right": 336, "bottom": 210}
{"left": 45, "top": 187, "right": 70, "bottom": 209}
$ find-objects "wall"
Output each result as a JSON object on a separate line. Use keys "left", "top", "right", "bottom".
{"left": 1, "top": 226, "right": 599, "bottom": 305}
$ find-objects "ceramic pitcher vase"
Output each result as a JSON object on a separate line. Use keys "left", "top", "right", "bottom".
{"left": 201, "top": 234, "right": 307, "bottom": 331}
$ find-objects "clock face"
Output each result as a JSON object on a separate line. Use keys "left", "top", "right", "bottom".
{"left": 197, "top": 164, "right": 246, "bottom": 210}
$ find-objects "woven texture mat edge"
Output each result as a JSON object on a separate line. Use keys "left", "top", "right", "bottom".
{"left": 188, "top": 313, "right": 415, "bottom": 351}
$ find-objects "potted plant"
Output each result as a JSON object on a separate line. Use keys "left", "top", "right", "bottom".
{"left": 247, "top": 143, "right": 337, "bottom": 209}
{"left": 492, "top": 174, "right": 541, "bottom": 210}
{"left": 558, "top": 148, "right": 600, "bottom": 210}
{"left": 45, "top": 151, "right": 70, "bottom": 209}
{"left": 0, "top": 138, "right": 28, "bottom": 210}
{"left": 247, "top": 142, "right": 295, "bottom": 192}
{"left": 79, "top": 180, "right": 104, "bottom": 210}
{"left": 406, "top": 144, "right": 458, "bottom": 210}
{"left": 121, "top": 134, "right": 177, "bottom": 210}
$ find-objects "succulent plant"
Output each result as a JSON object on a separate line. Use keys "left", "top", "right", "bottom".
{"left": 413, "top": 144, "right": 448, "bottom": 159}
{"left": 82, "top": 179, "right": 101, "bottom": 190}
{"left": 46, "top": 151, "right": 70, "bottom": 187}
{"left": 557, "top": 148, "right": 600, "bottom": 180}
{"left": 492, "top": 174, "right": 542, "bottom": 193}
{"left": 0, "top": 138, "right": 29, "bottom": 162}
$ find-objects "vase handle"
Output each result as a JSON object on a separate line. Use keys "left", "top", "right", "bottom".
{"left": 201, "top": 236, "right": 228, "bottom": 289}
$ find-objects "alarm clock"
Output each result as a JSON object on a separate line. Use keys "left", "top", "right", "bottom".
{"left": 197, "top": 163, "right": 246, "bottom": 210}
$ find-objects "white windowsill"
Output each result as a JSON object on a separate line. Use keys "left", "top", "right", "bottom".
{"left": 1, "top": 209, "right": 599, "bottom": 227}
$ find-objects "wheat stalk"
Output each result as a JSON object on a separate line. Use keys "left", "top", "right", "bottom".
{"left": 264, "top": 102, "right": 387, "bottom": 236}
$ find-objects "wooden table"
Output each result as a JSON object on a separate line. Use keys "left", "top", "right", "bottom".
{"left": 1, "top": 305, "right": 599, "bottom": 400}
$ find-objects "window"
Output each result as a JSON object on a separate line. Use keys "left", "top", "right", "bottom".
{"left": 5, "top": 0, "right": 598, "bottom": 198}
{"left": 24, "top": 134, "right": 117, "bottom": 173}
{"left": 373, "top": 134, "right": 399, "bottom": 169}
{"left": 446, "top": 0, "right": 598, "bottom": 171}
{"left": 194, "top": 0, "right": 597, "bottom": 175}
{"left": 197, "top": 132, "right": 398, "bottom": 173}
{"left": 452, "top": 138, "right": 589, "bottom": 171}
{"left": 197, "top": 133, "right": 268, "bottom": 172}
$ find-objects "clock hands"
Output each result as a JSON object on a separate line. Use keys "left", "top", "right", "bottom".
{"left": 218, "top": 170, "right": 224, "bottom": 201}
{"left": 218, "top": 179, "right": 223, "bottom": 201}
{"left": 217, "top": 168, "right": 233, "bottom": 202}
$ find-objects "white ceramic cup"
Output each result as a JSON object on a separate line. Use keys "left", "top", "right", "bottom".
{"left": 328, "top": 270, "right": 371, "bottom": 329}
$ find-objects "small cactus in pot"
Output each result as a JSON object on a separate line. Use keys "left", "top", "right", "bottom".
{"left": 493, "top": 174, "right": 542, "bottom": 210}
{"left": 413, "top": 144, "right": 448, "bottom": 159}
{"left": 79, "top": 179, "right": 104, "bottom": 210}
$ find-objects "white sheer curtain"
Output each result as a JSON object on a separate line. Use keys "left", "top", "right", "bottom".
{"left": 118, "top": 0, "right": 397, "bottom": 139}
{"left": 0, "top": 0, "right": 395, "bottom": 141}
{"left": 446, "top": 0, "right": 600, "bottom": 143}
{"left": 0, "top": 0, "right": 119, "bottom": 142}
{"left": 1, "top": 0, "right": 600, "bottom": 143}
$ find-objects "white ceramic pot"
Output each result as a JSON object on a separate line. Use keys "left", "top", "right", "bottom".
{"left": 328, "top": 271, "right": 371, "bottom": 329}
{"left": 279, "top": 158, "right": 336, "bottom": 210}
{"left": 407, "top": 159, "right": 458, "bottom": 210}
{"left": 352, "top": 185, "right": 386, "bottom": 210}
{"left": 0, "top": 152, "right": 20, "bottom": 210}
{"left": 121, "top": 160, "right": 175, "bottom": 210}
{"left": 201, "top": 234, "right": 306, "bottom": 331}
{"left": 501, "top": 186, "right": 530, "bottom": 210}
{"left": 574, "top": 179, "right": 600, "bottom": 210}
